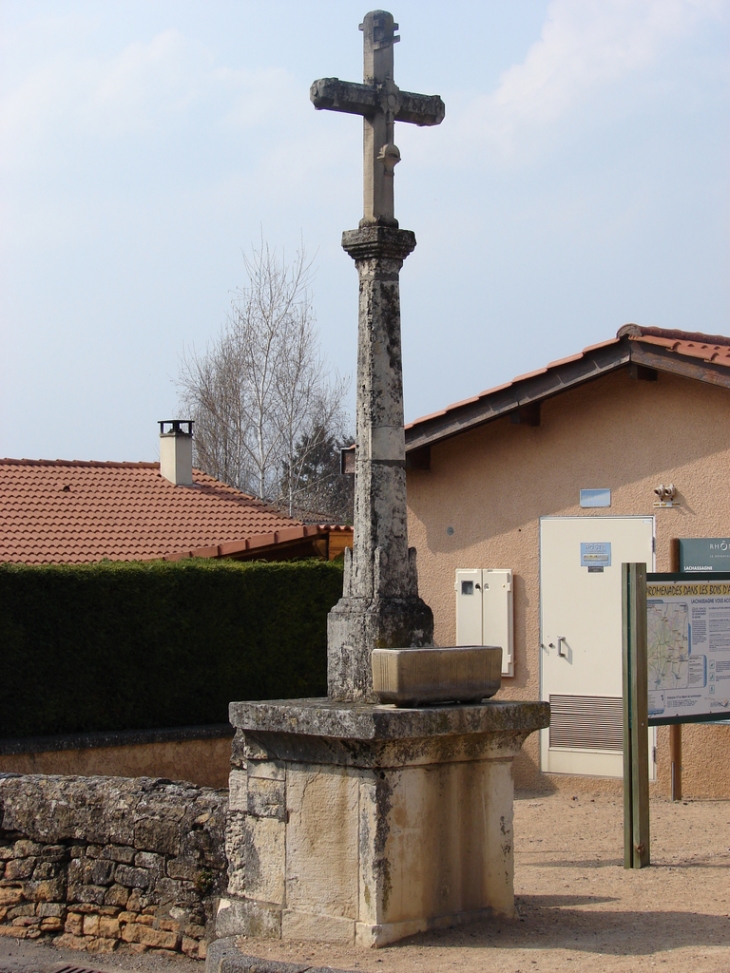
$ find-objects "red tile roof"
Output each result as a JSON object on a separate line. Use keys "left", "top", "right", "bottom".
{"left": 0, "top": 460, "right": 308, "bottom": 564}
{"left": 405, "top": 326, "right": 730, "bottom": 444}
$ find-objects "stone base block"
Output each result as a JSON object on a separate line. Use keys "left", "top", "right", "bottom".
{"left": 218, "top": 699, "right": 549, "bottom": 948}
{"left": 355, "top": 905, "right": 507, "bottom": 948}
{"left": 282, "top": 910, "right": 355, "bottom": 944}
{"left": 215, "top": 898, "right": 281, "bottom": 940}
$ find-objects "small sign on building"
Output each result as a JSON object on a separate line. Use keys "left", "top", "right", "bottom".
{"left": 678, "top": 538, "right": 730, "bottom": 573}
{"left": 580, "top": 541, "right": 611, "bottom": 572}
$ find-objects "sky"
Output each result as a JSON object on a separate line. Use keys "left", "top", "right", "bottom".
{"left": 1, "top": 0, "right": 728, "bottom": 462}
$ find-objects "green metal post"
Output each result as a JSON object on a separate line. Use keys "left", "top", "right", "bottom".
{"left": 623, "top": 562, "right": 650, "bottom": 868}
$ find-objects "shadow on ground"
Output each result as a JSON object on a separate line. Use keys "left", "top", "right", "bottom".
{"left": 399, "top": 901, "right": 730, "bottom": 958}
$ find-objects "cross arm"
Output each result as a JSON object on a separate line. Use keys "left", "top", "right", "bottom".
{"left": 311, "top": 78, "right": 445, "bottom": 127}
{"left": 310, "top": 79, "right": 378, "bottom": 118}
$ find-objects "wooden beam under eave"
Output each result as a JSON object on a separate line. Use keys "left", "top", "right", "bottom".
{"left": 406, "top": 445, "right": 431, "bottom": 471}
{"left": 630, "top": 345, "right": 730, "bottom": 389}
{"left": 510, "top": 402, "right": 541, "bottom": 426}
{"left": 628, "top": 363, "right": 658, "bottom": 381}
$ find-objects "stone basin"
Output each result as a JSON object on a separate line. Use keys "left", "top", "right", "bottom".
{"left": 372, "top": 645, "right": 502, "bottom": 707}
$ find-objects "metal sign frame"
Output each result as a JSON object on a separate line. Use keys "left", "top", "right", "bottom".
{"left": 622, "top": 566, "right": 730, "bottom": 869}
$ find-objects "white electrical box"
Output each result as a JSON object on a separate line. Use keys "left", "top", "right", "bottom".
{"left": 455, "top": 568, "right": 514, "bottom": 677}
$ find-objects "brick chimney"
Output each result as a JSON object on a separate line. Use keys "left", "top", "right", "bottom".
{"left": 159, "top": 420, "right": 194, "bottom": 486}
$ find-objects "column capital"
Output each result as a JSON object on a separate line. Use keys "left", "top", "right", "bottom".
{"left": 342, "top": 225, "right": 416, "bottom": 263}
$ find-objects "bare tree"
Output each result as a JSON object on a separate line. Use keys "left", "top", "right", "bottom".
{"left": 177, "top": 241, "right": 350, "bottom": 517}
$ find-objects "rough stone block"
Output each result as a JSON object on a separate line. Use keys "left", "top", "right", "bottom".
{"left": 98, "top": 915, "right": 121, "bottom": 938}
{"left": 154, "top": 917, "right": 180, "bottom": 933}
{"left": 91, "top": 859, "right": 116, "bottom": 886}
{"left": 166, "top": 858, "right": 198, "bottom": 882}
{"left": 285, "top": 766, "right": 358, "bottom": 920}
{"left": 114, "top": 864, "right": 151, "bottom": 889}
{"left": 86, "top": 937, "right": 118, "bottom": 953}
{"left": 247, "top": 776, "right": 286, "bottom": 820}
{"left": 226, "top": 815, "right": 284, "bottom": 905}
{"left": 25, "top": 876, "right": 66, "bottom": 902}
{"left": 37, "top": 902, "right": 65, "bottom": 917}
{"left": 180, "top": 935, "right": 201, "bottom": 958}
{"left": 67, "top": 858, "right": 90, "bottom": 886}
{"left": 70, "top": 884, "right": 106, "bottom": 905}
{"left": 133, "top": 820, "right": 180, "bottom": 857}
{"left": 7, "top": 904, "right": 34, "bottom": 918}
{"left": 13, "top": 841, "right": 41, "bottom": 858}
{"left": 125, "top": 890, "right": 151, "bottom": 913}
{"left": 55, "top": 934, "right": 88, "bottom": 951}
{"left": 40, "top": 917, "right": 64, "bottom": 932}
{"left": 64, "top": 912, "right": 84, "bottom": 935}
{"left": 32, "top": 861, "right": 61, "bottom": 881}
{"left": 12, "top": 916, "right": 41, "bottom": 927}
{"left": 0, "top": 887, "right": 23, "bottom": 907}
{"left": 228, "top": 770, "right": 247, "bottom": 813}
{"left": 231, "top": 730, "right": 269, "bottom": 763}
{"left": 4, "top": 858, "right": 35, "bottom": 881}
{"left": 247, "top": 760, "right": 286, "bottom": 781}
{"left": 83, "top": 914, "right": 100, "bottom": 936}
{"left": 215, "top": 897, "right": 281, "bottom": 939}
{"left": 121, "top": 922, "right": 179, "bottom": 950}
{"left": 103, "top": 884, "right": 129, "bottom": 907}
{"left": 101, "top": 845, "right": 136, "bottom": 864}
{"left": 0, "top": 926, "right": 28, "bottom": 939}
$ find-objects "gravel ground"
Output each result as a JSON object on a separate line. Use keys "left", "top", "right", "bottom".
{"left": 1, "top": 792, "right": 728, "bottom": 973}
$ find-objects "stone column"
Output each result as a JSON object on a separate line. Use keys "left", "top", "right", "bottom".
{"left": 327, "top": 225, "right": 433, "bottom": 702}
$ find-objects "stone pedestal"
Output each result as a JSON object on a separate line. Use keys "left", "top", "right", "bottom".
{"left": 216, "top": 698, "right": 549, "bottom": 948}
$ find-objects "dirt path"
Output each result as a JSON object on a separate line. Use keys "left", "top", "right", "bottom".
{"left": 243, "top": 793, "right": 730, "bottom": 972}
{"left": 1, "top": 793, "right": 728, "bottom": 973}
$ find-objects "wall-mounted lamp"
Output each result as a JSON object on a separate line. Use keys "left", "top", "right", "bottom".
{"left": 654, "top": 483, "right": 678, "bottom": 507}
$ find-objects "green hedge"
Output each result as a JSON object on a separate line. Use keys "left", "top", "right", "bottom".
{"left": 0, "top": 560, "right": 343, "bottom": 738}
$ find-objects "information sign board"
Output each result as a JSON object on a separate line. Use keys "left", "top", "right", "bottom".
{"left": 646, "top": 572, "right": 730, "bottom": 724}
{"left": 678, "top": 538, "right": 730, "bottom": 573}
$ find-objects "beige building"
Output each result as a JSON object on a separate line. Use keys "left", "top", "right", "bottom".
{"left": 405, "top": 325, "right": 730, "bottom": 798}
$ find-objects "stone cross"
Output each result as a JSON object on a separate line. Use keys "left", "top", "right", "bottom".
{"left": 311, "top": 11, "right": 444, "bottom": 700}
{"left": 311, "top": 10, "right": 445, "bottom": 227}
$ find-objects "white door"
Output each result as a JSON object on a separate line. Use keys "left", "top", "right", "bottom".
{"left": 540, "top": 516, "right": 655, "bottom": 778}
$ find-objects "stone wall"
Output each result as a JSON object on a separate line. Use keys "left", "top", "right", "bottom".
{"left": 0, "top": 725, "right": 234, "bottom": 789}
{"left": 0, "top": 773, "right": 227, "bottom": 959}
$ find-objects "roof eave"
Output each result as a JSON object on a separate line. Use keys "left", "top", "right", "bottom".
{"left": 405, "top": 340, "right": 630, "bottom": 452}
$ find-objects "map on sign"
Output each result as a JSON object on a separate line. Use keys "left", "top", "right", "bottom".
{"left": 646, "top": 576, "right": 730, "bottom": 722}
{"left": 647, "top": 601, "right": 689, "bottom": 692}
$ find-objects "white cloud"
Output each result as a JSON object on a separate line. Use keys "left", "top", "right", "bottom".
{"left": 441, "top": 0, "right": 727, "bottom": 164}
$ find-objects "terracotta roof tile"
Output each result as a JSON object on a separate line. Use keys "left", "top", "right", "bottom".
{"left": 632, "top": 333, "right": 730, "bottom": 363}
{"left": 0, "top": 460, "right": 305, "bottom": 564}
